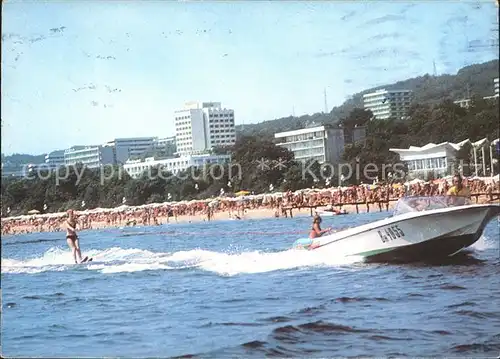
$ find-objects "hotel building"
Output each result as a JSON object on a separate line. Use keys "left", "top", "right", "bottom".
{"left": 363, "top": 89, "right": 413, "bottom": 120}
{"left": 453, "top": 98, "right": 472, "bottom": 108}
{"left": 390, "top": 138, "right": 498, "bottom": 178}
{"left": 104, "top": 137, "right": 157, "bottom": 163}
{"left": 274, "top": 125, "right": 345, "bottom": 164}
{"left": 123, "top": 153, "right": 231, "bottom": 178}
{"left": 64, "top": 145, "right": 116, "bottom": 168}
{"left": 45, "top": 150, "right": 66, "bottom": 167}
{"left": 155, "top": 136, "right": 176, "bottom": 149}
{"left": 22, "top": 163, "right": 60, "bottom": 177}
{"left": 175, "top": 102, "right": 236, "bottom": 155}
{"left": 390, "top": 142, "right": 457, "bottom": 178}
{"left": 344, "top": 125, "right": 367, "bottom": 146}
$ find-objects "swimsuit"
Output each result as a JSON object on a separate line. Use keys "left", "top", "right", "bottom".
{"left": 310, "top": 224, "right": 322, "bottom": 238}
{"left": 66, "top": 233, "right": 78, "bottom": 240}
{"left": 66, "top": 220, "right": 78, "bottom": 240}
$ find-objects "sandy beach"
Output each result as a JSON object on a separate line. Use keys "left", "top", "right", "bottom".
{"left": 82, "top": 203, "right": 398, "bottom": 228}
{"left": 0, "top": 202, "right": 401, "bottom": 235}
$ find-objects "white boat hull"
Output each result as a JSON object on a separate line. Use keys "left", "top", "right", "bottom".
{"left": 308, "top": 204, "right": 500, "bottom": 262}
{"left": 317, "top": 211, "right": 348, "bottom": 217}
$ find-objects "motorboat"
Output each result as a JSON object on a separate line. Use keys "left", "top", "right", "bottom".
{"left": 317, "top": 205, "right": 348, "bottom": 216}
{"left": 293, "top": 196, "right": 500, "bottom": 263}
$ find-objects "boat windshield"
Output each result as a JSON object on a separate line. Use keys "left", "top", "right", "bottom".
{"left": 393, "top": 196, "right": 472, "bottom": 215}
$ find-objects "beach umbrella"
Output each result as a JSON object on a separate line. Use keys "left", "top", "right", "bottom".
{"left": 27, "top": 209, "right": 40, "bottom": 215}
{"left": 235, "top": 190, "right": 250, "bottom": 196}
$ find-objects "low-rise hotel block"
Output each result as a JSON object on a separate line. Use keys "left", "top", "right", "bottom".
{"left": 105, "top": 137, "right": 157, "bottom": 163}
{"left": 123, "top": 153, "right": 231, "bottom": 178}
{"left": 45, "top": 150, "right": 65, "bottom": 167}
{"left": 390, "top": 138, "right": 499, "bottom": 178}
{"left": 22, "top": 163, "right": 60, "bottom": 177}
{"left": 155, "top": 136, "right": 176, "bottom": 149}
{"left": 64, "top": 145, "right": 116, "bottom": 168}
{"left": 274, "top": 125, "right": 345, "bottom": 164}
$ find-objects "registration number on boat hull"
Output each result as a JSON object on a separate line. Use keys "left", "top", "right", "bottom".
{"left": 377, "top": 225, "right": 405, "bottom": 243}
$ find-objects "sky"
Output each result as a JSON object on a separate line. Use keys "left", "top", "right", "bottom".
{"left": 2, "top": 0, "right": 499, "bottom": 155}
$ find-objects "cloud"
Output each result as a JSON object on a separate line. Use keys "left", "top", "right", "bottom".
{"left": 359, "top": 14, "right": 409, "bottom": 28}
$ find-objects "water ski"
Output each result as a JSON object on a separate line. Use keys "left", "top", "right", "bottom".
{"left": 80, "top": 256, "right": 93, "bottom": 263}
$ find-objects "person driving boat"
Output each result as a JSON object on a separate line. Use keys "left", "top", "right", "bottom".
{"left": 446, "top": 174, "right": 471, "bottom": 198}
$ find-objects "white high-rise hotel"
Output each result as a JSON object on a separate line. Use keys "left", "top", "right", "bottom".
{"left": 174, "top": 102, "right": 236, "bottom": 155}
{"left": 363, "top": 89, "right": 413, "bottom": 120}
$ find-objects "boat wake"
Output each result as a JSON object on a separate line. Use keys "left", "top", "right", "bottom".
{"left": 3, "top": 233, "right": 495, "bottom": 276}
{"left": 2, "top": 246, "right": 364, "bottom": 276}
{"left": 469, "top": 234, "right": 497, "bottom": 251}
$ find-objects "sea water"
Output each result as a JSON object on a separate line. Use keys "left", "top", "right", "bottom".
{"left": 2, "top": 211, "right": 500, "bottom": 357}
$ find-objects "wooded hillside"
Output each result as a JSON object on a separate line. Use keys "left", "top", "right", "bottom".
{"left": 237, "top": 60, "right": 499, "bottom": 140}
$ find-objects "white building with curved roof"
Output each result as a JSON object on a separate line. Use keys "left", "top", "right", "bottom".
{"left": 390, "top": 138, "right": 499, "bottom": 178}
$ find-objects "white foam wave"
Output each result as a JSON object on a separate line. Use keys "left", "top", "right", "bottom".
{"left": 165, "top": 248, "right": 362, "bottom": 276}
{"left": 470, "top": 234, "right": 499, "bottom": 251}
{"left": 2, "top": 246, "right": 362, "bottom": 276}
{"left": 2, "top": 247, "right": 75, "bottom": 274}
